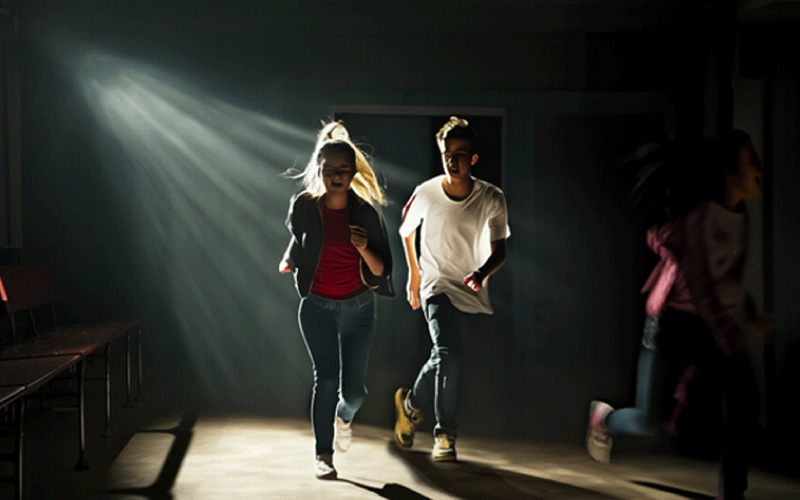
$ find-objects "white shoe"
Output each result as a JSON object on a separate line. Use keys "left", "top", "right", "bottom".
{"left": 334, "top": 416, "right": 352, "bottom": 453}
{"left": 314, "top": 453, "right": 337, "bottom": 480}
{"left": 586, "top": 400, "right": 614, "bottom": 463}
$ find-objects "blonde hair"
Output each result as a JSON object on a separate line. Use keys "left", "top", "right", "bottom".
{"left": 435, "top": 116, "right": 476, "bottom": 151}
{"left": 289, "top": 121, "right": 387, "bottom": 207}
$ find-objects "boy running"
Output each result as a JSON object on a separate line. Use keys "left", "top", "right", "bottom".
{"left": 393, "top": 116, "right": 509, "bottom": 461}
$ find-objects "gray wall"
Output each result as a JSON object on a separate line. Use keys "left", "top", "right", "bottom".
{"left": 13, "top": 0, "right": 798, "bottom": 463}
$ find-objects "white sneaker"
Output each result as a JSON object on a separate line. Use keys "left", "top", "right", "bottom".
{"left": 314, "top": 453, "right": 337, "bottom": 480}
{"left": 334, "top": 416, "right": 352, "bottom": 453}
{"left": 586, "top": 400, "right": 614, "bottom": 463}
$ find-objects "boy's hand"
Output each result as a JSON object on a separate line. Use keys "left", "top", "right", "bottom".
{"left": 278, "top": 257, "right": 292, "bottom": 274}
{"left": 350, "top": 225, "right": 368, "bottom": 252}
{"left": 407, "top": 273, "right": 421, "bottom": 310}
{"left": 462, "top": 270, "right": 485, "bottom": 292}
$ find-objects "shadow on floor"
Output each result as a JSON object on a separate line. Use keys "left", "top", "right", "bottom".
{"left": 388, "top": 443, "right": 622, "bottom": 500}
{"left": 340, "top": 479, "right": 433, "bottom": 500}
{"left": 630, "top": 480, "right": 715, "bottom": 500}
{"left": 102, "top": 412, "right": 199, "bottom": 500}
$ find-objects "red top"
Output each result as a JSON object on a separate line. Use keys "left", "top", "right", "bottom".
{"left": 310, "top": 207, "right": 367, "bottom": 299}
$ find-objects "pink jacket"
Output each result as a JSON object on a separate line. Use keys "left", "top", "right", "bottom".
{"left": 641, "top": 225, "right": 693, "bottom": 318}
{"left": 641, "top": 201, "right": 753, "bottom": 354}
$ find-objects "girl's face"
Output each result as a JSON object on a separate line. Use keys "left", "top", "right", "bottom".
{"left": 319, "top": 151, "right": 355, "bottom": 196}
{"left": 728, "top": 139, "right": 763, "bottom": 200}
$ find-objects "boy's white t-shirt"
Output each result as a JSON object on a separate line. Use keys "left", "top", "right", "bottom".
{"left": 399, "top": 175, "right": 509, "bottom": 314}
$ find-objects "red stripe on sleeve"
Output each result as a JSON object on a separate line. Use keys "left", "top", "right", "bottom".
{"left": 401, "top": 194, "right": 417, "bottom": 225}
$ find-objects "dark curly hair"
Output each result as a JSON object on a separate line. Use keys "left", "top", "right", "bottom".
{"left": 623, "top": 129, "right": 752, "bottom": 227}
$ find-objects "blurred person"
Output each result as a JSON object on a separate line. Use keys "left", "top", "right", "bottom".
{"left": 586, "top": 130, "right": 773, "bottom": 500}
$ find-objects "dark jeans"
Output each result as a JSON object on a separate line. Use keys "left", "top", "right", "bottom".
{"left": 409, "top": 294, "right": 464, "bottom": 437}
{"left": 610, "top": 308, "right": 759, "bottom": 499}
{"left": 298, "top": 291, "right": 376, "bottom": 455}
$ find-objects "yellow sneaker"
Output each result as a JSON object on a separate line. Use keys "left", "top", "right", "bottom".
{"left": 432, "top": 434, "right": 457, "bottom": 462}
{"left": 394, "top": 387, "right": 423, "bottom": 449}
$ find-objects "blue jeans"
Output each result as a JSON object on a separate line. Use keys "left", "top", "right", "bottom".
{"left": 298, "top": 291, "right": 376, "bottom": 455}
{"left": 606, "top": 315, "right": 662, "bottom": 437}
{"left": 409, "top": 294, "right": 464, "bottom": 437}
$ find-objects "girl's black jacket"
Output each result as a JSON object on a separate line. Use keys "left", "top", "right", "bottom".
{"left": 284, "top": 190, "right": 395, "bottom": 298}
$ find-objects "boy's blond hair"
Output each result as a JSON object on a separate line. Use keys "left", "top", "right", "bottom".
{"left": 435, "top": 116, "right": 477, "bottom": 152}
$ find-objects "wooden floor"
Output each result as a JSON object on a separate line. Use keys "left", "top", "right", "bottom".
{"left": 3, "top": 360, "right": 800, "bottom": 500}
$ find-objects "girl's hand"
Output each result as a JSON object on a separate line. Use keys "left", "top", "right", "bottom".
{"left": 349, "top": 225, "right": 368, "bottom": 252}
{"left": 279, "top": 257, "right": 292, "bottom": 274}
